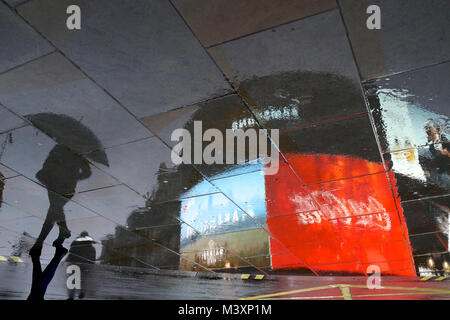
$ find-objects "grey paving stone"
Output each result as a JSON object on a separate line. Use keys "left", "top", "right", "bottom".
{"left": 213, "top": 9, "right": 361, "bottom": 84}
{"left": 340, "top": 0, "right": 450, "bottom": 80}
{"left": 18, "top": 0, "right": 231, "bottom": 118}
{"left": 75, "top": 165, "right": 120, "bottom": 193}
{"left": 0, "top": 163, "right": 19, "bottom": 178}
{"left": 173, "top": 0, "right": 336, "bottom": 47}
{"left": 2, "top": 175, "right": 96, "bottom": 221}
{"left": 98, "top": 136, "right": 217, "bottom": 202}
{"left": 0, "top": 1, "right": 53, "bottom": 73}
{"left": 72, "top": 184, "right": 145, "bottom": 226}
{"left": 0, "top": 216, "right": 59, "bottom": 241}
{"left": 2, "top": 0, "right": 30, "bottom": 8}
{"left": 0, "top": 52, "right": 153, "bottom": 151}
{"left": 0, "top": 105, "right": 25, "bottom": 134}
{"left": 210, "top": 10, "right": 366, "bottom": 128}
{"left": 0, "top": 126, "right": 56, "bottom": 182}
{"left": 0, "top": 202, "right": 31, "bottom": 223}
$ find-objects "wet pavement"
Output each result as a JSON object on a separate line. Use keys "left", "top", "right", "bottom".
{"left": 0, "top": 0, "right": 449, "bottom": 300}
{"left": 1, "top": 260, "right": 450, "bottom": 300}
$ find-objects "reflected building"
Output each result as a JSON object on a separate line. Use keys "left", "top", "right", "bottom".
{"left": 364, "top": 66, "right": 450, "bottom": 275}
{"left": 97, "top": 71, "right": 447, "bottom": 276}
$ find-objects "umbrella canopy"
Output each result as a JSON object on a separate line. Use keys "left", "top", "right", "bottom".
{"left": 25, "top": 112, "right": 109, "bottom": 166}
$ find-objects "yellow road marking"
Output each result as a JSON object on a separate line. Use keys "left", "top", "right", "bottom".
{"left": 241, "top": 274, "right": 250, "bottom": 280}
{"left": 240, "top": 283, "right": 450, "bottom": 300}
{"left": 0, "top": 256, "right": 7, "bottom": 262}
{"left": 254, "top": 274, "right": 264, "bottom": 280}
{"left": 420, "top": 276, "right": 433, "bottom": 281}
{"left": 239, "top": 285, "right": 335, "bottom": 300}
{"left": 346, "top": 284, "right": 450, "bottom": 294}
{"left": 351, "top": 291, "right": 449, "bottom": 298}
{"left": 262, "top": 291, "right": 447, "bottom": 300}
{"left": 435, "top": 276, "right": 448, "bottom": 281}
{"left": 9, "top": 256, "right": 22, "bottom": 263}
{"left": 338, "top": 285, "right": 352, "bottom": 300}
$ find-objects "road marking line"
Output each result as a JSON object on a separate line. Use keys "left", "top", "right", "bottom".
{"left": 9, "top": 256, "right": 22, "bottom": 263}
{"left": 351, "top": 291, "right": 448, "bottom": 298}
{"left": 435, "top": 276, "right": 448, "bottom": 281}
{"left": 0, "top": 256, "right": 7, "bottom": 262}
{"left": 254, "top": 274, "right": 264, "bottom": 280}
{"left": 337, "top": 285, "right": 352, "bottom": 300}
{"left": 420, "top": 276, "right": 433, "bottom": 281}
{"left": 240, "top": 283, "right": 450, "bottom": 300}
{"left": 239, "top": 285, "right": 335, "bottom": 300}
{"left": 241, "top": 274, "right": 250, "bottom": 280}
{"left": 262, "top": 291, "right": 446, "bottom": 300}
{"left": 346, "top": 284, "right": 450, "bottom": 294}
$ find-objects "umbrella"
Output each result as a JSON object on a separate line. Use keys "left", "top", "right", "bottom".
{"left": 25, "top": 112, "right": 109, "bottom": 166}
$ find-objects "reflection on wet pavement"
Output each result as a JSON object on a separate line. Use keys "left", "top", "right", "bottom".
{"left": 339, "top": 0, "right": 450, "bottom": 80}
{"left": 0, "top": 0, "right": 448, "bottom": 299}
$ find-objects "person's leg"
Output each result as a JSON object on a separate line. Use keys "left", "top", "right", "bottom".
{"left": 27, "top": 248, "right": 43, "bottom": 300}
{"left": 67, "top": 290, "right": 75, "bottom": 300}
{"left": 35, "top": 219, "right": 54, "bottom": 244}
{"left": 38, "top": 245, "right": 68, "bottom": 297}
{"left": 30, "top": 255, "right": 42, "bottom": 280}
{"left": 53, "top": 220, "right": 71, "bottom": 246}
{"left": 52, "top": 193, "right": 72, "bottom": 246}
{"left": 79, "top": 264, "right": 94, "bottom": 299}
{"left": 41, "top": 245, "right": 68, "bottom": 284}
{"left": 33, "top": 192, "right": 64, "bottom": 245}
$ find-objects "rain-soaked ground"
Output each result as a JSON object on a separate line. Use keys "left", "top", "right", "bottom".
{"left": 1, "top": 261, "right": 450, "bottom": 300}
{"left": 0, "top": 0, "right": 449, "bottom": 302}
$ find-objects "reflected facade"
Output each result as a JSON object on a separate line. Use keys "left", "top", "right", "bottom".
{"left": 0, "top": 0, "right": 449, "bottom": 300}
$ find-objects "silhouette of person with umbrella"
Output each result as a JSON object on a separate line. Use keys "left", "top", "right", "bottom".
{"left": 28, "top": 113, "right": 109, "bottom": 253}
{"left": 32, "top": 145, "right": 92, "bottom": 249}
{"left": 24, "top": 113, "right": 108, "bottom": 300}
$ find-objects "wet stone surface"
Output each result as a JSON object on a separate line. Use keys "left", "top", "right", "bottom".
{"left": 0, "top": 1, "right": 448, "bottom": 299}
